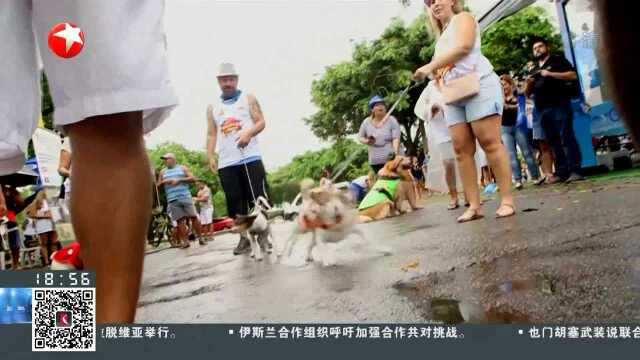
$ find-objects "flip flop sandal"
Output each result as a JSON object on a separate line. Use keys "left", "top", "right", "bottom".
{"left": 457, "top": 209, "right": 484, "bottom": 223}
{"left": 496, "top": 203, "right": 516, "bottom": 219}
{"left": 448, "top": 202, "right": 460, "bottom": 210}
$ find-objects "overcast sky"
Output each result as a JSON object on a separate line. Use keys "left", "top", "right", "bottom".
{"left": 148, "top": 0, "right": 544, "bottom": 170}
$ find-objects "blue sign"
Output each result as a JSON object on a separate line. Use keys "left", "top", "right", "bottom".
{"left": 0, "top": 288, "right": 32, "bottom": 324}
{"left": 572, "top": 32, "right": 627, "bottom": 137}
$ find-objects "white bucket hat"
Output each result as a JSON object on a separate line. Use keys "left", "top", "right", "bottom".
{"left": 217, "top": 62, "right": 238, "bottom": 77}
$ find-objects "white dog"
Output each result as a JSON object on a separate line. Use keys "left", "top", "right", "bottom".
{"left": 234, "top": 196, "right": 274, "bottom": 261}
{"left": 279, "top": 179, "right": 391, "bottom": 266}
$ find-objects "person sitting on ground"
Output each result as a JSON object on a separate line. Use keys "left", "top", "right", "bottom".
{"left": 348, "top": 174, "right": 370, "bottom": 204}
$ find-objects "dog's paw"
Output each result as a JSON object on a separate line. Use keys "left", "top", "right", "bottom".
{"left": 305, "top": 255, "right": 314, "bottom": 263}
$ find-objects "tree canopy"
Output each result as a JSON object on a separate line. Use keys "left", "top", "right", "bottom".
{"left": 305, "top": 15, "right": 434, "bottom": 157}
{"left": 481, "top": 6, "right": 563, "bottom": 75}
{"left": 305, "top": 6, "right": 562, "bottom": 158}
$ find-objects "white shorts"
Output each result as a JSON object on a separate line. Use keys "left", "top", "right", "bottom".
{"left": 0, "top": 0, "right": 178, "bottom": 175}
{"left": 199, "top": 207, "right": 213, "bottom": 225}
{"left": 437, "top": 141, "right": 455, "bottom": 161}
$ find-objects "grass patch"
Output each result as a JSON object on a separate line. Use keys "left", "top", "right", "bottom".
{"left": 586, "top": 167, "right": 640, "bottom": 183}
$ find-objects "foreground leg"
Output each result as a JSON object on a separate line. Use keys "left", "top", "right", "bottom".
{"left": 538, "top": 140, "right": 554, "bottom": 178}
{"left": 450, "top": 123, "right": 482, "bottom": 221}
{"left": 472, "top": 115, "right": 515, "bottom": 218}
{"left": 443, "top": 159, "right": 459, "bottom": 209}
{"left": 68, "top": 112, "right": 151, "bottom": 323}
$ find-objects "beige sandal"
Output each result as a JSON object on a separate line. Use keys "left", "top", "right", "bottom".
{"left": 457, "top": 208, "right": 484, "bottom": 223}
{"left": 496, "top": 203, "right": 516, "bottom": 219}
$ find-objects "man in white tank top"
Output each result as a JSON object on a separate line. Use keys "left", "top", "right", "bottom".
{"left": 206, "top": 63, "right": 271, "bottom": 255}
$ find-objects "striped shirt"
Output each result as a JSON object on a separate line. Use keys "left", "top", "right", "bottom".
{"left": 161, "top": 165, "right": 191, "bottom": 202}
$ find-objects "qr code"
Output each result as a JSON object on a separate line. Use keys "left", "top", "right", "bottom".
{"left": 32, "top": 288, "right": 96, "bottom": 351}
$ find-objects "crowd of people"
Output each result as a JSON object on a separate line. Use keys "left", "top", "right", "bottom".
{"left": 1, "top": 0, "right": 637, "bottom": 325}
{"left": 349, "top": 0, "right": 585, "bottom": 225}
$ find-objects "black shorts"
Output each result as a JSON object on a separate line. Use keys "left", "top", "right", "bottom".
{"left": 6, "top": 223, "right": 21, "bottom": 250}
{"left": 218, "top": 160, "right": 270, "bottom": 219}
{"left": 371, "top": 163, "right": 384, "bottom": 175}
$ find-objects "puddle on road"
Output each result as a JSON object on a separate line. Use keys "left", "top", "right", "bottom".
{"left": 319, "top": 265, "right": 356, "bottom": 293}
{"left": 494, "top": 276, "right": 556, "bottom": 295}
{"left": 394, "top": 280, "right": 532, "bottom": 324}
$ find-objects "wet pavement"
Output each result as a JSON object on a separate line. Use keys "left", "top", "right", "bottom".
{"left": 136, "top": 177, "right": 640, "bottom": 323}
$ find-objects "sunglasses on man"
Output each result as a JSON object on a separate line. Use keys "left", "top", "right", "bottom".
{"left": 424, "top": 0, "right": 433, "bottom": 7}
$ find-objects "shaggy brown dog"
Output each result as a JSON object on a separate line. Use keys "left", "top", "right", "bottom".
{"left": 358, "top": 156, "right": 422, "bottom": 222}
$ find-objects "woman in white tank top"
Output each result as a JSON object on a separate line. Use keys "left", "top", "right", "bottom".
{"left": 412, "top": 0, "right": 515, "bottom": 222}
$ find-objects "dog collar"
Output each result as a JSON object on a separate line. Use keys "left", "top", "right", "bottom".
{"left": 301, "top": 215, "right": 341, "bottom": 230}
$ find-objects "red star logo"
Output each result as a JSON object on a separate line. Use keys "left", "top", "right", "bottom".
{"left": 48, "top": 22, "right": 85, "bottom": 58}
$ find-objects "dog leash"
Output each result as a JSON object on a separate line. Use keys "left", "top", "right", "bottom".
{"left": 379, "top": 80, "right": 420, "bottom": 125}
{"left": 330, "top": 80, "right": 422, "bottom": 183}
{"left": 238, "top": 147, "right": 258, "bottom": 208}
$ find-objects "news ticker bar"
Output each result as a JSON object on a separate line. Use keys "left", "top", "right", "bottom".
{"left": 3, "top": 324, "right": 640, "bottom": 358}
{"left": 92, "top": 324, "right": 640, "bottom": 341}
{"left": 12, "top": 323, "right": 640, "bottom": 342}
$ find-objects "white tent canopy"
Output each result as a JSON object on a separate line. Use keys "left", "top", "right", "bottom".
{"left": 478, "top": 0, "right": 538, "bottom": 32}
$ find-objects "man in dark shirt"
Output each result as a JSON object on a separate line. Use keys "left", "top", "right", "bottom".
{"left": 526, "top": 37, "right": 584, "bottom": 184}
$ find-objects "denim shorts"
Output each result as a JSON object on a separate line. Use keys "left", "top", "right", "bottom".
{"left": 444, "top": 72, "right": 504, "bottom": 127}
{"left": 532, "top": 107, "right": 546, "bottom": 140}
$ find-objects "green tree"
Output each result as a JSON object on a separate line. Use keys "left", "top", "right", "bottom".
{"left": 147, "top": 142, "right": 228, "bottom": 216}
{"left": 41, "top": 72, "right": 54, "bottom": 130}
{"left": 28, "top": 72, "right": 55, "bottom": 158}
{"left": 305, "top": 15, "right": 434, "bottom": 157}
{"left": 481, "top": 6, "right": 563, "bottom": 75}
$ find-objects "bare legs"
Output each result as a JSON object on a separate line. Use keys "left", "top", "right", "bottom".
{"left": 450, "top": 115, "right": 515, "bottom": 220}
{"left": 538, "top": 140, "right": 554, "bottom": 178}
{"left": 177, "top": 218, "right": 189, "bottom": 248}
{"left": 68, "top": 111, "right": 150, "bottom": 323}
{"left": 443, "top": 159, "right": 459, "bottom": 207}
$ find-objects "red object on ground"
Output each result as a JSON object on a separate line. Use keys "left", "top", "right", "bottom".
{"left": 212, "top": 217, "right": 235, "bottom": 232}
{"left": 50, "top": 242, "right": 83, "bottom": 270}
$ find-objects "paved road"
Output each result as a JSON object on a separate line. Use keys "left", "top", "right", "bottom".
{"left": 136, "top": 178, "right": 640, "bottom": 323}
